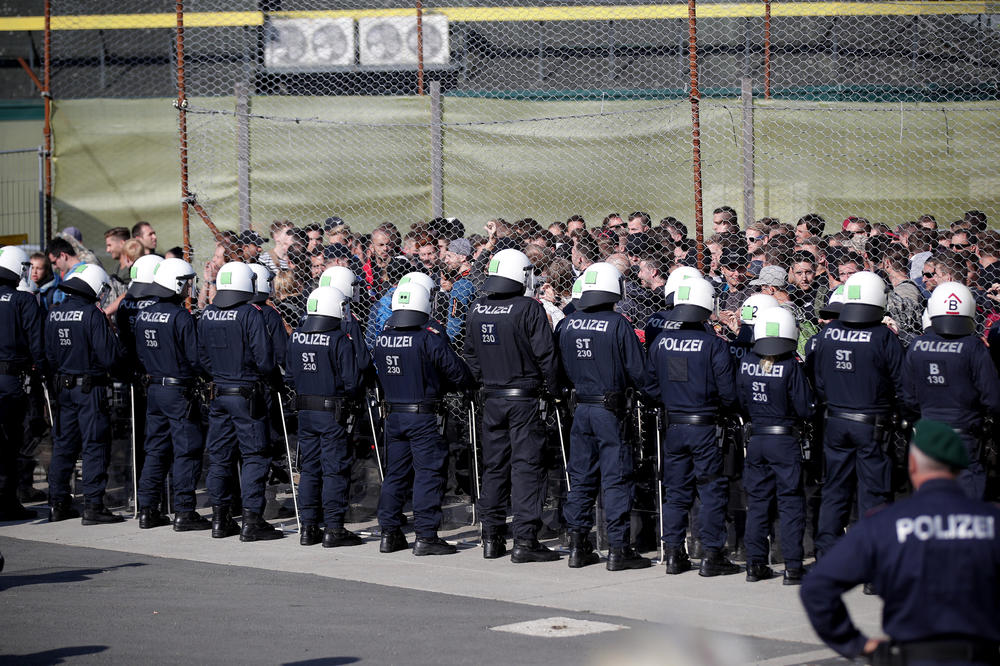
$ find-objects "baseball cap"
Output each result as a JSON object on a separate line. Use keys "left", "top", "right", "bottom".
{"left": 323, "top": 243, "right": 353, "bottom": 260}
{"left": 324, "top": 216, "right": 345, "bottom": 232}
{"left": 749, "top": 265, "right": 787, "bottom": 287}
{"left": 240, "top": 230, "right": 265, "bottom": 247}
{"left": 62, "top": 227, "right": 83, "bottom": 242}
{"left": 911, "top": 419, "right": 969, "bottom": 469}
{"left": 447, "top": 238, "right": 473, "bottom": 257}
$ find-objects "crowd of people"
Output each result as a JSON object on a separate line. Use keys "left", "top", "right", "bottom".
{"left": 1, "top": 205, "right": 999, "bottom": 659}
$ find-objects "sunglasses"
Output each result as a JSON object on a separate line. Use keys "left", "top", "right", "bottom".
{"left": 922, "top": 271, "right": 935, "bottom": 278}
{"left": 951, "top": 243, "right": 971, "bottom": 250}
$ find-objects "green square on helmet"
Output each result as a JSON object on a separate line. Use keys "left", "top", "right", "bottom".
{"left": 219, "top": 272, "right": 232, "bottom": 286}
{"left": 307, "top": 298, "right": 318, "bottom": 312}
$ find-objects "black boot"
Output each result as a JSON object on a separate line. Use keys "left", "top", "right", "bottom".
{"left": 299, "top": 524, "right": 322, "bottom": 546}
{"left": 0, "top": 503, "right": 37, "bottom": 521}
{"left": 17, "top": 487, "right": 46, "bottom": 503}
{"left": 48, "top": 500, "right": 80, "bottom": 523}
{"left": 511, "top": 538, "right": 560, "bottom": 563}
{"left": 664, "top": 546, "right": 692, "bottom": 575}
{"left": 173, "top": 511, "right": 211, "bottom": 532}
{"left": 211, "top": 505, "right": 240, "bottom": 539}
{"left": 746, "top": 562, "right": 776, "bottom": 582}
{"left": 413, "top": 536, "right": 457, "bottom": 556}
{"left": 138, "top": 507, "right": 171, "bottom": 529}
{"left": 782, "top": 567, "right": 805, "bottom": 586}
{"left": 323, "top": 527, "right": 363, "bottom": 548}
{"left": 81, "top": 503, "right": 124, "bottom": 525}
{"left": 239, "top": 510, "right": 284, "bottom": 542}
{"left": 379, "top": 527, "right": 409, "bottom": 553}
{"left": 607, "top": 546, "right": 651, "bottom": 571}
{"left": 699, "top": 549, "right": 741, "bottom": 577}
{"left": 567, "top": 531, "right": 599, "bottom": 568}
{"left": 482, "top": 534, "right": 507, "bottom": 559}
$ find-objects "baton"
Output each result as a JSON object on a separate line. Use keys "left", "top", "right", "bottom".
{"left": 467, "top": 400, "right": 481, "bottom": 525}
{"left": 552, "top": 400, "right": 571, "bottom": 493}
{"left": 130, "top": 384, "right": 139, "bottom": 519}
{"left": 655, "top": 408, "right": 665, "bottom": 564}
{"left": 275, "top": 390, "right": 301, "bottom": 533}
{"left": 365, "top": 390, "right": 385, "bottom": 482}
{"left": 40, "top": 380, "right": 54, "bottom": 429}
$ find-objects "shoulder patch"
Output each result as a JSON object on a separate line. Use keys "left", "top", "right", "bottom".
{"left": 251, "top": 303, "right": 262, "bottom": 311}
{"left": 425, "top": 325, "right": 442, "bottom": 335}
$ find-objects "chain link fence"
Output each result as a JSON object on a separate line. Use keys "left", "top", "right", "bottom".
{"left": 7, "top": 0, "right": 1000, "bottom": 537}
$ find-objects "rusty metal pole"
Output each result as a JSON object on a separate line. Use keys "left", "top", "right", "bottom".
{"left": 416, "top": 0, "right": 426, "bottom": 96}
{"left": 687, "top": 0, "right": 705, "bottom": 272}
{"left": 176, "top": 0, "right": 191, "bottom": 265}
{"left": 43, "top": 0, "right": 52, "bottom": 240}
{"left": 764, "top": 0, "right": 772, "bottom": 99}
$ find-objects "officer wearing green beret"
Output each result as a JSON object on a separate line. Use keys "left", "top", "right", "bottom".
{"left": 800, "top": 419, "right": 1000, "bottom": 664}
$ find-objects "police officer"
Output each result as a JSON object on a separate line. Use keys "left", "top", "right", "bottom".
{"left": 198, "top": 261, "right": 281, "bottom": 541}
{"left": 286, "top": 286, "right": 363, "bottom": 548}
{"left": 0, "top": 246, "right": 45, "bottom": 521}
{"left": 116, "top": 254, "right": 163, "bottom": 368}
{"left": 133, "top": 258, "right": 210, "bottom": 531}
{"left": 645, "top": 276, "right": 740, "bottom": 576}
{"left": 375, "top": 282, "right": 473, "bottom": 555}
{"left": 248, "top": 264, "right": 290, "bottom": 489}
{"left": 902, "top": 282, "right": 1000, "bottom": 499}
{"left": 801, "top": 420, "right": 1000, "bottom": 664}
{"left": 642, "top": 266, "right": 702, "bottom": 349}
{"left": 463, "top": 248, "right": 560, "bottom": 562}
{"left": 45, "top": 263, "right": 125, "bottom": 524}
{"left": 812, "top": 272, "right": 904, "bottom": 559}
{"left": 729, "top": 293, "right": 779, "bottom": 361}
{"left": 735, "top": 307, "right": 813, "bottom": 584}
{"left": 557, "top": 262, "right": 650, "bottom": 570}
{"left": 115, "top": 253, "right": 162, "bottom": 501}
{"left": 318, "top": 266, "right": 372, "bottom": 375}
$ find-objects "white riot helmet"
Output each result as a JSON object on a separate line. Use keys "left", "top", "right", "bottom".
{"left": 60, "top": 263, "right": 111, "bottom": 302}
{"left": 127, "top": 254, "right": 164, "bottom": 298}
{"left": 319, "top": 266, "right": 360, "bottom": 301}
{"left": 740, "top": 293, "right": 780, "bottom": 327}
{"left": 671, "top": 276, "right": 715, "bottom": 323}
{"left": 399, "top": 271, "right": 438, "bottom": 297}
{"left": 0, "top": 245, "right": 30, "bottom": 284}
{"left": 212, "top": 261, "right": 256, "bottom": 308}
{"left": 578, "top": 262, "right": 623, "bottom": 310}
{"left": 818, "top": 284, "right": 846, "bottom": 320}
{"left": 484, "top": 248, "right": 533, "bottom": 295}
{"left": 753, "top": 306, "right": 799, "bottom": 356}
{"left": 248, "top": 263, "right": 274, "bottom": 304}
{"left": 570, "top": 276, "right": 584, "bottom": 303}
{"left": 921, "top": 308, "right": 932, "bottom": 333}
{"left": 386, "top": 282, "right": 432, "bottom": 328}
{"left": 664, "top": 266, "right": 702, "bottom": 300}
{"left": 839, "top": 271, "right": 888, "bottom": 324}
{"left": 149, "top": 258, "right": 196, "bottom": 299}
{"left": 928, "top": 282, "right": 976, "bottom": 336}
{"left": 300, "top": 286, "right": 347, "bottom": 333}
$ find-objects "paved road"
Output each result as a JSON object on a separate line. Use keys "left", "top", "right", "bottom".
{"left": 0, "top": 535, "right": 841, "bottom": 665}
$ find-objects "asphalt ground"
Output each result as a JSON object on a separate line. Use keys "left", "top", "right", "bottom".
{"left": 0, "top": 504, "right": 883, "bottom": 665}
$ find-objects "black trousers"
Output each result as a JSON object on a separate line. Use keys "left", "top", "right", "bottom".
{"left": 478, "top": 397, "right": 547, "bottom": 540}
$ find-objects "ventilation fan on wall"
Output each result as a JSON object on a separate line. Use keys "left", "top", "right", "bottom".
{"left": 264, "top": 17, "right": 355, "bottom": 71}
{"left": 358, "top": 15, "right": 449, "bottom": 67}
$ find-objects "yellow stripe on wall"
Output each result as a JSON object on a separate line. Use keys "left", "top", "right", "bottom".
{"left": 0, "top": 2, "right": 991, "bottom": 31}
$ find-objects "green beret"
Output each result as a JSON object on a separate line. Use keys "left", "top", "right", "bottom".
{"left": 912, "top": 419, "right": 969, "bottom": 469}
